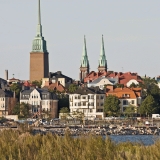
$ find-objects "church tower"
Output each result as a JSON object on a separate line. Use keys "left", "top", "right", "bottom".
{"left": 30, "top": 0, "right": 49, "bottom": 82}
{"left": 98, "top": 35, "right": 107, "bottom": 72}
{"left": 80, "top": 36, "right": 89, "bottom": 82}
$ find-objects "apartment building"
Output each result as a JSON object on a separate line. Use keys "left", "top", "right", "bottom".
{"left": 69, "top": 87, "right": 106, "bottom": 119}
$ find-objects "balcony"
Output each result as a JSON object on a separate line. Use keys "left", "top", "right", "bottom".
{"left": 81, "top": 98, "right": 88, "bottom": 102}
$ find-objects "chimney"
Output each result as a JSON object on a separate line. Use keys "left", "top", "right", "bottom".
{"left": 57, "top": 71, "right": 62, "bottom": 75}
{"left": 5, "top": 70, "right": 8, "bottom": 81}
{"left": 22, "top": 85, "right": 25, "bottom": 90}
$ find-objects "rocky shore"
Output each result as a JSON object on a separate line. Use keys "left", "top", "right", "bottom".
{"left": 32, "top": 124, "right": 160, "bottom": 136}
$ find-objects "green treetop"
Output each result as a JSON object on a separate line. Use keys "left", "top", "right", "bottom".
{"left": 104, "top": 95, "right": 120, "bottom": 116}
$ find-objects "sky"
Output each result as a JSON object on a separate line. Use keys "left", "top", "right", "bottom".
{"left": 0, "top": 0, "right": 160, "bottom": 80}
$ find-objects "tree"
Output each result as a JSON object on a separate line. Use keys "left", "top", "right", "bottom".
{"left": 104, "top": 95, "right": 120, "bottom": 116}
{"left": 123, "top": 105, "right": 136, "bottom": 117}
{"left": 129, "top": 83, "right": 138, "bottom": 88}
{"left": 58, "top": 94, "right": 69, "bottom": 112}
{"left": 12, "top": 103, "right": 20, "bottom": 115}
{"left": 59, "top": 107, "right": 69, "bottom": 120}
{"left": 20, "top": 103, "right": 30, "bottom": 118}
{"left": 60, "top": 107, "right": 69, "bottom": 113}
{"left": 68, "top": 84, "right": 78, "bottom": 93}
{"left": 32, "top": 80, "right": 42, "bottom": 88}
{"left": 72, "top": 110, "right": 84, "bottom": 123}
{"left": 115, "top": 83, "right": 124, "bottom": 88}
{"left": 13, "top": 103, "right": 30, "bottom": 118}
{"left": 10, "top": 83, "right": 22, "bottom": 99}
{"left": 139, "top": 95, "right": 157, "bottom": 116}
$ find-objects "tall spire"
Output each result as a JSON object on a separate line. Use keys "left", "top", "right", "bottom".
{"left": 100, "top": 35, "right": 105, "bottom": 56}
{"left": 32, "top": 0, "right": 47, "bottom": 52}
{"left": 82, "top": 35, "right": 87, "bottom": 56}
{"left": 38, "top": 0, "right": 41, "bottom": 25}
{"left": 80, "top": 35, "right": 89, "bottom": 68}
{"left": 98, "top": 35, "right": 107, "bottom": 71}
{"left": 80, "top": 35, "right": 90, "bottom": 82}
{"left": 37, "top": 0, "right": 42, "bottom": 37}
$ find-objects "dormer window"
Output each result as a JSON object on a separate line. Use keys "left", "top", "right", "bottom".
{"left": 122, "top": 94, "right": 130, "bottom": 98}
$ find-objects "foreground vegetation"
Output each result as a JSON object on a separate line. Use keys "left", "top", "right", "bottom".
{"left": 0, "top": 130, "right": 160, "bottom": 160}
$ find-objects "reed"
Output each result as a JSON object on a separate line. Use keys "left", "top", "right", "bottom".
{"left": 0, "top": 130, "right": 159, "bottom": 160}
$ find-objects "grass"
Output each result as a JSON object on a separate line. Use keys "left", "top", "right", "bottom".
{"left": 0, "top": 130, "right": 159, "bottom": 160}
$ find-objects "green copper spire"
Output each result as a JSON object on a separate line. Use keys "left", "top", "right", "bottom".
{"left": 32, "top": 0, "right": 47, "bottom": 52}
{"left": 80, "top": 36, "right": 89, "bottom": 68}
{"left": 98, "top": 35, "right": 107, "bottom": 68}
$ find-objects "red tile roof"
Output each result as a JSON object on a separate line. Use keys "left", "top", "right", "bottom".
{"left": 46, "top": 82, "right": 66, "bottom": 92}
{"left": 106, "top": 87, "right": 142, "bottom": 99}
{"left": 84, "top": 71, "right": 142, "bottom": 86}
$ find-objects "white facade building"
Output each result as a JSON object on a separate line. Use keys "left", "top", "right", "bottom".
{"left": 87, "top": 76, "right": 118, "bottom": 90}
{"left": 20, "top": 88, "right": 58, "bottom": 118}
{"left": 69, "top": 87, "right": 106, "bottom": 119}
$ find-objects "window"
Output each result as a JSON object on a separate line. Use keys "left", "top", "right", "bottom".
{"left": 43, "top": 95, "right": 47, "bottom": 99}
{"left": 90, "top": 109, "right": 93, "bottom": 113}
{"left": 91, "top": 96, "right": 94, "bottom": 99}
{"left": 123, "top": 94, "right": 130, "bottom": 98}
{"left": 90, "top": 103, "right": 94, "bottom": 106}
{"left": 101, "top": 96, "right": 103, "bottom": 99}
{"left": 123, "top": 100, "right": 128, "bottom": 105}
{"left": 101, "top": 103, "right": 103, "bottom": 106}
{"left": 75, "top": 103, "right": 77, "bottom": 106}
{"left": 131, "top": 100, "right": 134, "bottom": 104}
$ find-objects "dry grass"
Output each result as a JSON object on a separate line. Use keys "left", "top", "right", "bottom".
{"left": 0, "top": 130, "right": 159, "bottom": 160}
